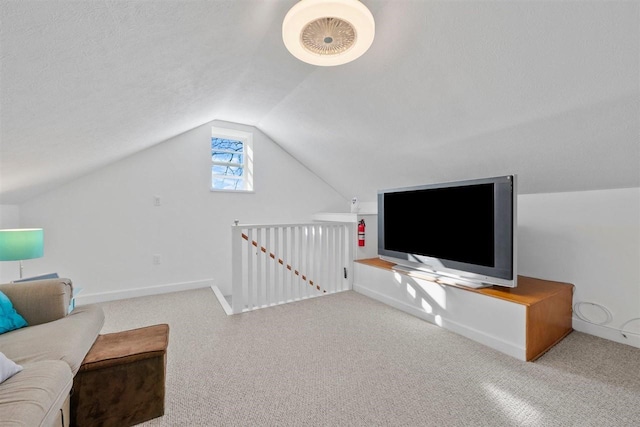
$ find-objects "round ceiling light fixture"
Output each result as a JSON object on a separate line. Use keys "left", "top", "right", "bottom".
{"left": 283, "top": 0, "right": 375, "bottom": 66}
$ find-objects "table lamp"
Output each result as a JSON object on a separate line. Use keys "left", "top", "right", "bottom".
{"left": 0, "top": 228, "right": 44, "bottom": 279}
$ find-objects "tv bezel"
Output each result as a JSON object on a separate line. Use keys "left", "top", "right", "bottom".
{"left": 377, "top": 175, "right": 517, "bottom": 288}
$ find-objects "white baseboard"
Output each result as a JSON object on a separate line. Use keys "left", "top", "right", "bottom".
{"left": 353, "top": 283, "right": 526, "bottom": 360}
{"left": 76, "top": 279, "right": 214, "bottom": 305}
{"left": 211, "top": 285, "right": 233, "bottom": 315}
{"left": 212, "top": 287, "right": 351, "bottom": 316}
{"left": 572, "top": 317, "right": 640, "bottom": 349}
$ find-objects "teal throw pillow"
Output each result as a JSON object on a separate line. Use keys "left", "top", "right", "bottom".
{"left": 0, "top": 290, "right": 28, "bottom": 334}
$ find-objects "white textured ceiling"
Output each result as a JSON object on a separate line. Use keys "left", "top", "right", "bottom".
{"left": 1, "top": 1, "right": 638, "bottom": 204}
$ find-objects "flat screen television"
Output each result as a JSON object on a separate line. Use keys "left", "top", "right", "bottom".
{"left": 377, "top": 175, "right": 517, "bottom": 288}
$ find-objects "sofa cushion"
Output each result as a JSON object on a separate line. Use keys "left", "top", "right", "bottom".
{"left": 0, "top": 359, "right": 72, "bottom": 427}
{"left": 0, "top": 304, "right": 104, "bottom": 375}
{"left": 0, "top": 290, "right": 28, "bottom": 334}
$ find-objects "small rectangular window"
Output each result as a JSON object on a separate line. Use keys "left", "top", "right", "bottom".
{"left": 211, "top": 127, "right": 253, "bottom": 192}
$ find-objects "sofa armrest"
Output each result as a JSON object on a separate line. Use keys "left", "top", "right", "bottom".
{"left": 0, "top": 278, "right": 72, "bottom": 326}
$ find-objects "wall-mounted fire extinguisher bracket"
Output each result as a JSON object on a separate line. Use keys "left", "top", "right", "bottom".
{"left": 358, "top": 219, "right": 365, "bottom": 247}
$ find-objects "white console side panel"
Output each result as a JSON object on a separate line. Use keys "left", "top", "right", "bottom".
{"left": 353, "top": 262, "right": 527, "bottom": 360}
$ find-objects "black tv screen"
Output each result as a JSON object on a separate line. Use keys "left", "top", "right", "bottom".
{"left": 377, "top": 175, "right": 517, "bottom": 288}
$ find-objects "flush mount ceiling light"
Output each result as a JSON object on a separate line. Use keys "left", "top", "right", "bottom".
{"left": 283, "top": 0, "right": 375, "bottom": 66}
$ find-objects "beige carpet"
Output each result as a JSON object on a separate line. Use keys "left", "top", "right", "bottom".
{"left": 97, "top": 288, "right": 640, "bottom": 427}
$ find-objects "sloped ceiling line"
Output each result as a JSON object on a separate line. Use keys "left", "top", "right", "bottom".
{"left": 0, "top": 1, "right": 638, "bottom": 204}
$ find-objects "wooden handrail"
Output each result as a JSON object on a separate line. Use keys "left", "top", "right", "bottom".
{"left": 241, "top": 233, "right": 326, "bottom": 293}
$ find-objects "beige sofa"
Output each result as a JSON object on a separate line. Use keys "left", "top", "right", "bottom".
{"left": 0, "top": 278, "right": 104, "bottom": 427}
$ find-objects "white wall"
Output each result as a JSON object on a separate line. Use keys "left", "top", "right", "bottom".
{"left": 19, "top": 120, "right": 346, "bottom": 301}
{"left": 0, "top": 205, "right": 20, "bottom": 228}
{"left": 518, "top": 188, "right": 639, "bottom": 348}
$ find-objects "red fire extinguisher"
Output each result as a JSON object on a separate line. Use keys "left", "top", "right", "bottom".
{"left": 358, "top": 219, "right": 365, "bottom": 247}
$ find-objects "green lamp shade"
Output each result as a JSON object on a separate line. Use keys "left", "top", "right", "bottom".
{"left": 0, "top": 229, "right": 44, "bottom": 261}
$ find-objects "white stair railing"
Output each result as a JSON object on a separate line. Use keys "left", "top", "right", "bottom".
{"left": 230, "top": 222, "right": 353, "bottom": 313}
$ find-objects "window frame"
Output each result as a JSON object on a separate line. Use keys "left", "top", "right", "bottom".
{"left": 210, "top": 127, "right": 254, "bottom": 193}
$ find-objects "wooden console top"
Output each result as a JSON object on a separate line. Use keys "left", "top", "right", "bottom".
{"left": 355, "top": 258, "right": 574, "bottom": 306}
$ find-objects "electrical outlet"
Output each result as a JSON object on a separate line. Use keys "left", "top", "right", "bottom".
{"left": 153, "top": 254, "right": 161, "bottom": 265}
{"left": 154, "top": 196, "right": 161, "bottom": 206}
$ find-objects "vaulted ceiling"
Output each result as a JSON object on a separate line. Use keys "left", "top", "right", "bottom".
{"left": 1, "top": 1, "right": 638, "bottom": 204}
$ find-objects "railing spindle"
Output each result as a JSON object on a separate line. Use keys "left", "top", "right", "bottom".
{"left": 231, "top": 222, "right": 353, "bottom": 313}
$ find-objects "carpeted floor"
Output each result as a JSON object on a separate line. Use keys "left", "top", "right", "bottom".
{"left": 97, "top": 288, "right": 640, "bottom": 427}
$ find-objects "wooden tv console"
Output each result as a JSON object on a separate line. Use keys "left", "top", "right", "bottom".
{"left": 354, "top": 258, "right": 574, "bottom": 361}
